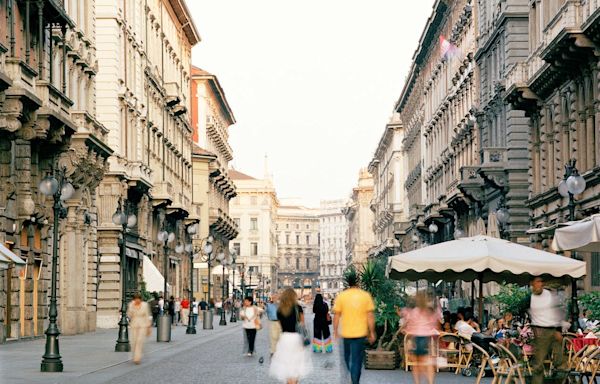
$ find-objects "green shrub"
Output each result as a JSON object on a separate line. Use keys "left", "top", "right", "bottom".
{"left": 579, "top": 291, "right": 600, "bottom": 320}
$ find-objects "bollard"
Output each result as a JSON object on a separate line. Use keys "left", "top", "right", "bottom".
{"left": 157, "top": 314, "right": 172, "bottom": 342}
{"left": 203, "top": 310, "right": 213, "bottom": 330}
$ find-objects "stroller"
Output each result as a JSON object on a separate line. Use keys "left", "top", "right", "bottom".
{"left": 461, "top": 333, "right": 497, "bottom": 378}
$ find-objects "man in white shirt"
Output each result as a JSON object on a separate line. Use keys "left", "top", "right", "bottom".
{"left": 529, "top": 276, "right": 567, "bottom": 384}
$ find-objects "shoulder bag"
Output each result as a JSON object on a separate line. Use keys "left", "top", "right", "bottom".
{"left": 295, "top": 306, "right": 310, "bottom": 346}
{"left": 253, "top": 307, "right": 262, "bottom": 330}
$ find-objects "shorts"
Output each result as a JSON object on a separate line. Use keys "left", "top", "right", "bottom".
{"left": 412, "top": 336, "right": 430, "bottom": 356}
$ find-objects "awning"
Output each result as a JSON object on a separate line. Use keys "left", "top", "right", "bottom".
{"left": 142, "top": 255, "right": 168, "bottom": 293}
{"left": 0, "top": 243, "right": 26, "bottom": 266}
{"left": 552, "top": 214, "right": 600, "bottom": 252}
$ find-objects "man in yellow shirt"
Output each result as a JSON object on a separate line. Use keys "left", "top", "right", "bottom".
{"left": 333, "top": 270, "right": 376, "bottom": 384}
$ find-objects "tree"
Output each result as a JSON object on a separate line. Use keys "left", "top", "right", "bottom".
{"left": 491, "top": 284, "right": 530, "bottom": 318}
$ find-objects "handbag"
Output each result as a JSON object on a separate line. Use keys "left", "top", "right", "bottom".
{"left": 295, "top": 306, "right": 310, "bottom": 346}
{"left": 251, "top": 307, "right": 262, "bottom": 330}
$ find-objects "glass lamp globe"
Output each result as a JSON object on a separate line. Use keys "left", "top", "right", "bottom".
{"left": 167, "top": 232, "right": 176, "bottom": 244}
{"left": 127, "top": 214, "right": 137, "bottom": 228}
{"left": 175, "top": 244, "right": 184, "bottom": 254}
{"left": 112, "top": 211, "right": 127, "bottom": 226}
{"left": 428, "top": 222, "right": 438, "bottom": 233}
{"left": 60, "top": 182, "right": 75, "bottom": 201}
{"left": 566, "top": 174, "right": 586, "bottom": 195}
{"left": 558, "top": 180, "right": 570, "bottom": 198}
{"left": 217, "top": 252, "right": 225, "bottom": 262}
{"left": 185, "top": 243, "right": 193, "bottom": 253}
{"left": 203, "top": 243, "right": 213, "bottom": 255}
{"left": 187, "top": 223, "right": 197, "bottom": 235}
{"left": 496, "top": 208, "right": 510, "bottom": 225}
{"left": 453, "top": 228, "right": 465, "bottom": 239}
{"left": 208, "top": 236, "right": 214, "bottom": 243}
{"left": 39, "top": 176, "right": 59, "bottom": 196}
{"left": 157, "top": 230, "right": 168, "bottom": 243}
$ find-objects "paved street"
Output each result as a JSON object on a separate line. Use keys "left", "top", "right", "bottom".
{"left": 1, "top": 311, "right": 490, "bottom": 384}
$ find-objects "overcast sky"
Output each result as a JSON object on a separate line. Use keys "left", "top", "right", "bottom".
{"left": 188, "top": 0, "right": 436, "bottom": 207}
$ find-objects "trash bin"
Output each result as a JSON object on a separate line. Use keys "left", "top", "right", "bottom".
{"left": 203, "top": 310, "right": 213, "bottom": 330}
{"left": 157, "top": 314, "right": 172, "bottom": 342}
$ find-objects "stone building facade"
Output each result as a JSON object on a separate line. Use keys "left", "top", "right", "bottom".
{"left": 343, "top": 169, "right": 375, "bottom": 268}
{"left": 190, "top": 66, "right": 238, "bottom": 301}
{"left": 318, "top": 199, "right": 348, "bottom": 296}
{"left": 95, "top": 0, "right": 199, "bottom": 328}
{"left": 230, "top": 169, "right": 279, "bottom": 299}
{"left": 367, "top": 114, "right": 407, "bottom": 257}
{"left": 504, "top": 0, "right": 600, "bottom": 289}
{"left": 0, "top": 0, "right": 111, "bottom": 341}
{"left": 276, "top": 201, "right": 320, "bottom": 299}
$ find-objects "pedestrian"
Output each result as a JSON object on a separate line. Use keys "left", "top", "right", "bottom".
{"left": 174, "top": 297, "right": 181, "bottom": 325}
{"left": 127, "top": 292, "right": 151, "bottom": 364}
{"left": 158, "top": 294, "right": 165, "bottom": 315}
{"left": 266, "top": 295, "right": 281, "bottom": 356}
{"left": 529, "top": 276, "right": 568, "bottom": 384}
{"left": 239, "top": 296, "right": 262, "bottom": 356}
{"left": 181, "top": 296, "right": 190, "bottom": 326}
{"left": 312, "top": 293, "right": 333, "bottom": 353}
{"left": 199, "top": 298, "right": 208, "bottom": 311}
{"left": 333, "top": 269, "right": 376, "bottom": 384}
{"left": 191, "top": 297, "right": 199, "bottom": 327}
{"left": 399, "top": 292, "right": 440, "bottom": 384}
{"left": 270, "top": 288, "right": 312, "bottom": 384}
{"left": 149, "top": 293, "right": 159, "bottom": 327}
{"left": 168, "top": 296, "right": 175, "bottom": 324}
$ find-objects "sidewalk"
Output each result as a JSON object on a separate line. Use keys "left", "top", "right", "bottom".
{"left": 0, "top": 315, "right": 239, "bottom": 384}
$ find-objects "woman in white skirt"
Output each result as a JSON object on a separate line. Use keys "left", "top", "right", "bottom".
{"left": 270, "top": 288, "right": 312, "bottom": 384}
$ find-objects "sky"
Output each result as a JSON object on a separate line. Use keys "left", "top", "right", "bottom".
{"left": 187, "top": 0, "right": 436, "bottom": 207}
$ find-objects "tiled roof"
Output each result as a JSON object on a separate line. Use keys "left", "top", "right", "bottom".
{"left": 192, "top": 144, "right": 216, "bottom": 157}
{"left": 191, "top": 66, "right": 213, "bottom": 76}
{"left": 229, "top": 169, "right": 256, "bottom": 180}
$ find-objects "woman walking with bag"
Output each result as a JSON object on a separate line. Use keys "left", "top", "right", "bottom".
{"left": 312, "top": 293, "right": 333, "bottom": 353}
{"left": 239, "top": 296, "right": 262, "bottom": 356}
{"left": 270, "top": 288, "right": 312, "bottom": 384}
{"left": 127, "top": 293, "right": 152, "bottom": 364}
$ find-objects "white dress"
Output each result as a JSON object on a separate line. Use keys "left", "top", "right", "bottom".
{"left": 269, "top": 308, "right": 312, "bottom": 382}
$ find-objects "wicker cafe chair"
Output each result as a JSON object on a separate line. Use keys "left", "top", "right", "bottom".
{"left": 470, "top": 341, "right": 498, "bottom": 384}
{"left": 490, "top": 342, "right": 526, "bottom": 384}
{"left": 403, "top": 335, "right": 437, "bottom": 372}
{"left": 575, "top": 345, "right": 600, "bottom": 384}
{"left": 437, "top": 332, "right": 462, "bottom": 373}
{"left": 457, "top": 335, "right": 474, "bottom": 375}
{"left": 565, "top": 344, "right": 594, "bottom": 384}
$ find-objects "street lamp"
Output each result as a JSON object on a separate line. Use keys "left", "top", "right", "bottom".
{"left": 177, "top": 223, "right": 198, "bottom": 334}
{"left": 39, "top": 166, "right": 74, "bottom": 372}
{"left": 217, "top": 251, "right": 229, "bottom": 326}
{"left": 248, "top": 267, "right": 254, "bottom": 299}
{"left": 229, "top": 250, "right": 238, "bottom": 322}
{"left": 558, "top": 159, "right": 587, "bottom": 332}
{"left": 428, "top": 222, "right": 438, "bottom": 245}
{"left": 157, "top": 228, "right": 175, "bottom": 315}
{"left": 113, "top": 199, "right": 137, "bottom": 352}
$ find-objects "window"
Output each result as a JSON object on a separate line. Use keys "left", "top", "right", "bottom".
{"left": 250, "top": 218, "right": 258, "bottom": 230}
{"left": 306, "top": 234, "right": 310, "bottom": 244}
{"left": 251, "top": 242, "right": 258, "bottom": 256}
{"left": 296, "top": 235, "right": 300, "bottom": 244}
{"left": 286, "top": 257, "right": 291, "bottom": 267}
{"left": 233, "top": 243, "right": 241, "bottom": 256}
{"left": 251, "top": 196, "right": 257, "bottom": 205}
{"left": 306, "top": 224, "right": 309, "bottom": 229}
{"left": 286, "top": 224, "right": 289, "bottom": 229}
{"left": 306, "top": 258, "right": 310, "bottom": 269}
{"left": 285, "top": 233, "right": 290, "bottom": 244}
{"left": 592, "top": 253, "right": 600, "bottom": 287}
{"left": 296, "top": 224, "right": 299, "bottom": 230}
{"left": 296, "top": 258, "right": 300, "bottom": 269}
{"left": 234, "top": 218, "right": 240, "bottom": 228}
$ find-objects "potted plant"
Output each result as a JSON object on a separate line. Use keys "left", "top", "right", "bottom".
{"left": 347, "top": 260, "right": 406, "bottom": 369}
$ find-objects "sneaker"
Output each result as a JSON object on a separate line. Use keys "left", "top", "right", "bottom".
{"left": 247, "top": 352, "right": 252, "bottom": 357}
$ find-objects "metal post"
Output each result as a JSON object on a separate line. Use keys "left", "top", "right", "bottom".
{"left": 230, "top": 266, "right": 237, "bottom": 322}
{"left": 186, "top": 250, "right": 196, "bottom": 334}
{"left": 41, "top": 181, "right": 63, "bottom": 372}
{"left": 569, "top": 193, "right": 579, "bottom": 332}
{"left": 115, "top": 219, "right": 130, "bottom": 352}
{"left": 207, "top": 257, "right": 211, "bottom": 302}
{"left": 163, "top": 244, "right": 168, "bottom": 302}
{"left": 219, "top": 266, "right": 227, "bottom": 325}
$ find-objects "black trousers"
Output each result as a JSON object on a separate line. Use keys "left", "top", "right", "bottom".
{"left": 245, "top": 329, "right": 257, "bottom": 353}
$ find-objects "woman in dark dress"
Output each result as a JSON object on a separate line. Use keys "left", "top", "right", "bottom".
{"left": 312, "top": 294, "right": 332, "bottom": 353}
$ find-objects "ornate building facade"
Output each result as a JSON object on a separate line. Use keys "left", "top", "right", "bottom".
{"left": 318, "top": 199, "right": 348, "bottom": 296}
{"left": 343, "top": 169, "right": 375, "bottom": 268}
{"left": 95, "top": 0, "right": 199, "bottom": 328}
{"left": 504, "top": 0, "right": 600, "bottom": 289}
{"left": 230, "top": 169, "right": 278, "bottom": 298}
{"left": 276, "top": 200, "right": 320, "bottom": 299}
{"left": 190, "top": 66, "right": 238, "bottom": 301}
{"left": 0, "top": 0, "right": 111, "bottom": 341}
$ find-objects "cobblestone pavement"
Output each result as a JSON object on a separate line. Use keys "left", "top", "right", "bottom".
{"left": 1, "top": 311, "right": 491, "bottom": 384}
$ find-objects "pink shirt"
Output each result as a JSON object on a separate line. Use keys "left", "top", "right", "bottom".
{"left": 402, "top": 308, "right": 440, "bottom": 336}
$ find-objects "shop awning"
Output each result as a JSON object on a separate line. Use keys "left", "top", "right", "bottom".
{"left": 142, "top": 255, "right": 169, "bottom": 293}
{"left": 0, "top": 243, "right": 26, "bottom": 267}
{"left": 552, "top": 214, "right": 600, "bottom": 252}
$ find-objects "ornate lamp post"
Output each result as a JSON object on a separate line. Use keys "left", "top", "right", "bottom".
{"left": 428, "top": 222, "right": 438, "bottom": 245}
{"left": 176, "top": 223, "right": 198, "bottom": 334}
{"left": 229, "top": 250, "right": 238, "bottom": 322}
{"left": 217, "top": 252, "right": 230, "bottom": 326}
{"left": 248, "top": 267, "right": 254, "bottom": 299}
{"left": 157, "top": 228, "right": 175, "bottom": 312}
{"left": 238, "top": 263, "right": 246, "bottom": 298}
{"left": 558, "top": 159, "right": 587, "bottom": 332}
{"left": 113, "top": 199, "right": 137, "bottom": 352}
{"left": 39, "top": 166, "right": 74, "bottom": 372}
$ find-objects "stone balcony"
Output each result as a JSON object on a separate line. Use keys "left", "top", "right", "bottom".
{"left": 208, "top": 207, "right": 239, "bottom": 241}
{"left": 151, "top": 181, "right": 173, "bottom": 207}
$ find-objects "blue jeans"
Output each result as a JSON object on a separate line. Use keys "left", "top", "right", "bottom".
{"left": 343, "top": 337, "right": 366, "bottom": 384}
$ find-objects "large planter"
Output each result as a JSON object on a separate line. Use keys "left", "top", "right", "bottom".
{"left": 364, "top": 349, "right": 399, "bottom": 370}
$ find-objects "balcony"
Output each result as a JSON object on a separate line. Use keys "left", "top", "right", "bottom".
{"left": 164, "top": 82, "right": 181, "bottom": 107}
{"left": 152, "top": 181, "right": 173, "bottom": 207}
{"left": 457, "top": 166, "right": 484, "bottom": 203}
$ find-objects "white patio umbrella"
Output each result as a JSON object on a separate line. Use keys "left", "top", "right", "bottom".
{"left": 552, "top": 214, "right": 600, "bottom": 252}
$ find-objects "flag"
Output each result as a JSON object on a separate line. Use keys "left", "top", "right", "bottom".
{"left": 439, "top": 35, "right": 458, "bottom": 60}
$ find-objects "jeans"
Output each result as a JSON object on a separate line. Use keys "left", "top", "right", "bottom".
{"left": 191, "top": 314, "right": 198, "bottom": 326}
{"left": 245, "top": 329, "right": 257, "bottom": 353}
{"left": 343, "top": 337, "right": 366, "bottom": 384}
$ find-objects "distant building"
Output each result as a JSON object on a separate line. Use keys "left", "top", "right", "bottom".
{"left": 343, "top": 169, "right": 375, "bottom": 268}
{"left": 230, "top": 169, "right": 279, "bottom": 300}
{"left": 319, "top": 199, "right": 349, "bottom": 296}
{"left": 276, "top": 200, "right": 320, "bottom": 299}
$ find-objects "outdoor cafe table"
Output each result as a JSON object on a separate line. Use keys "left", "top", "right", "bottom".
{"left": 572, "top": 337, "right": 600, "bottom": 352}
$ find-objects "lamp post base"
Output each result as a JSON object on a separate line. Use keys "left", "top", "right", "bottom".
{"left": 230, "top": 309, "right": 237, "bottom": 322}
{"left": 41, "top": 359, "right": 63, "bottom": 373}
{"left": 115, "top": 340, "right": 131, "bottom": 352}
{"left": 41, "top": 326, "right": 63, "bottom": 372}
{"left": 186, "top": 326, "right": 197, "bottom": 334}
{"left": 219, "top": 309, "right": 227, "bottom": 326}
